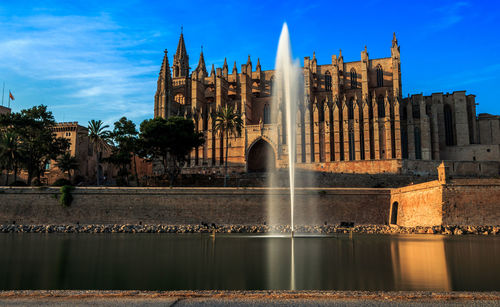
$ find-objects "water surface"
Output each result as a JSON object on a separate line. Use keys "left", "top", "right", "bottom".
{"left": 1, "top": 233, "right": 499, "bottom": 291}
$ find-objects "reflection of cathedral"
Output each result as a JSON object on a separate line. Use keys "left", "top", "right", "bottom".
{"left": 154, "top": 31, "right": 500, "bottom": 174}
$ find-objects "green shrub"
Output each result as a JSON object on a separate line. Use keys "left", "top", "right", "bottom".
{"left": 9, "top": 180, "right": 26, "bottom": 186}
{"left": 53, "top": 178, "right": 72, "bottom": 187}
{"left": 59, "top": 185, "right": 74, "bottom": 207}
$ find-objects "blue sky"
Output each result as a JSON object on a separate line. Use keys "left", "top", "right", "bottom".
{"left": 0, "top": 0, "right": 499, "bottom": 126}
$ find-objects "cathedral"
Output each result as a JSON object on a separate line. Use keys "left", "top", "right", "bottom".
{"left": 154, "top": 31, "right": 500, "bottom": 176}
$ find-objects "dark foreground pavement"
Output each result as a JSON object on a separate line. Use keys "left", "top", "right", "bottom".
{"left": 0, "top": 291, "right": 499, "bottom": 306}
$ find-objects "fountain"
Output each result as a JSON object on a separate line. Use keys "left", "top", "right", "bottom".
{"left": 273, "top": 23, "right": 303, "bottom": 236}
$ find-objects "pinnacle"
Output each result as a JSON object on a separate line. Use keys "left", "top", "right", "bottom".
{"left": 175, "top": 30, "right": 188, "bottom": 59}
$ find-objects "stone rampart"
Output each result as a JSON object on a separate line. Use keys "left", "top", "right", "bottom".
{"left": 0, "top": 187, "right": 391, "bottom": 226}
{"left": 1, "top": 179, "right": 499, "bottom": 227}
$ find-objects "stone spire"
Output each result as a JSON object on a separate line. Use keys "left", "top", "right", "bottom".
{"left": 173, "top": 29, "right": 189, "bottom": 78}
{"left": 392, "top": 32, "right": 398, "bottom": 48}
{"left": 210, "top": 64, "right": 215, "bottom": 77}
{"left": 232, "top": 61, "right": 238, "bottom": 75}
{"left": 223, "top": 57, "right": 228, "bottom": 77}
{"left": 154, "top": 49, "right": 173, "bottom": 118}
{"left": 256, "top": 58, "right": 261, "bottom": 69}
{"left": 195, "top": 47, "right": 207, "bottom": 76}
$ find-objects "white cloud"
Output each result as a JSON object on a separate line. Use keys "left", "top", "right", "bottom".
{"left": 0, "top": 13, "right": 161, "bottom": 124}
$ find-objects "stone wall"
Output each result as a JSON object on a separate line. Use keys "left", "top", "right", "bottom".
{"left": 0, "top": 187, "right": 390, "bottom": 226}
{"left": 390, "top": 179, "right": 500, "bottom": 227}
{"left": 390, "top": 181, "right": 443, "bottom": 227}
{"left": 442, "top": 179, "right": 500, "bottom": 226}
{"left": 1, "top": 179, "right": 499, "bottom": 227}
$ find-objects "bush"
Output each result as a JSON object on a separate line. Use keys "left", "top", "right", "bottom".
{"left": 9, "top": 180, "right": 27, "bottom": 186}
{"left": 59, "top": 185, "right": 74, "bottom": 207}
{"left": 52, "top": 178, "right": 72, "bottom": 186}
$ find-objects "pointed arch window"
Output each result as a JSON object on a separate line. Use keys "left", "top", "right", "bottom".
{"left": 444, "top": 104, "right": 455, "bottom": 146}
{"left": 348, "top": 98, "right": 354, "bottom": 120}
{"left": 350, "top": 69, "right": 357, "bottom": 89}
{"left": 414, "top": 126, "right": 422, "bottom": 159}
{"left": 263, "top": 104, "right": 271, "bottom": 124}
{"left": 377, "top": 95, "right": 385, "bottom": 118}
{"left": 325, "top": 71, "right": 332, "bottom": 91}
{"left": 269, "top": 76, "right": 274, "bottom": 96}
{"left": 376, "top": 65, "right": 383, "bottom": 87}
{"left": 348, "top": 128, "right": 355, "bottom": 160}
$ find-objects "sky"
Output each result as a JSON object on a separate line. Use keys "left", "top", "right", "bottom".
{"left": 0, "top": 0, "right": 499, "bottom": 126}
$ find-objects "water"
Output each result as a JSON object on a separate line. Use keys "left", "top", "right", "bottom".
{"left": 271, "top": 23, "right": 303, "bottom": 233}
{"left": 1, "top": 233, "right": 500, "bottom": 291}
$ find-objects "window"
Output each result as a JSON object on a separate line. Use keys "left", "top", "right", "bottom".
{"left": 325, "top": 71, "right": 332, "bottom": 91}
{"left": 350, "top": 69, "right": 357, "bottom": 89}
{"left": 263, "top": 104, "right": 271, "bottom": 124}
{"left": 348, "top": 128, "right": 355, "bottom": 160}
{"left": 65, "top": 132, "right": 71, "bottom": 137}
{"left": 377, "top": 96, "right": 385, "bottom": 118}
{"left": 269, "top": 76, "right": 274, "bottom": 95}
{"left": 348, "top": 98, "right": 354, "bottom": 120}
{"left": 174, "top": 93, "right": 185, "bottom": 104}
{"left": 444, "top": 104, "right": 455, "bottom": 146}
{"left": 414, "top": 127, "right": 422, "bottom": 159}
{"left": 376, "top": 65, "right": 383, "bottom": 87}
{"left": 45, "top": 161, "right": 51, "bottom": 170}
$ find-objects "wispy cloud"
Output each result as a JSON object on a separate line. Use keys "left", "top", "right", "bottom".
{"left": 0, "top": 13, "right": 161, "bottom": 125}
{"left": 429, "top": 1, "right": 470, "bottom": 31}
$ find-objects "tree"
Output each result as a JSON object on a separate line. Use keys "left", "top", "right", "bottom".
{"left": 0, "top": 130, "right": 21, "bottom": 185}
{"left": 108, "top": 117, "right": 139, "bottom": 186}
{"left": 214, "top": 106, "right": 243, "bottom": 187}
{"left": 56, "top": 152, "right": 79, "bottom": 182}
{"left": 88, "top": 119, "right": 111, "bottom": 185}
{"left": 139, "top": 116, "right": 204, "bottom": 186}
{"left": 0, "top": 105, "right": 69, "bottom": 185}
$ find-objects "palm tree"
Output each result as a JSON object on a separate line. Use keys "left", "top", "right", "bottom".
{"left": 56, "top": 152, "right": 79, "bottom": 182}
{"left": 0, "top": 131, "right": 20, "bottom": 185}
{"left": 214, "top": 106, "right": 243, "bottom": 187}
{"left": 88, "top": 120, "right": 111, "bottom": 185}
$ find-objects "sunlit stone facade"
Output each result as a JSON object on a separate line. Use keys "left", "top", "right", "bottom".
{"left": 154, "top": 31, "right": 500, "bottom": 174}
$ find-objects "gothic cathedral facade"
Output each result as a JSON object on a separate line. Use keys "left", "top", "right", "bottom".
{"left": 154, "top": 31, "right": 500, "bottom": 175}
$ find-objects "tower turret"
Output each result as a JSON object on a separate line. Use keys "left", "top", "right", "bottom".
{"left": 195, "top": 47, "right": 207, "bottom": 79}
{"left": 154, "top": 49, "right": 173, "bottom": 118}
{"left": 223, "top": 58, "right": 228, "bottom": 78}
{"left": 391, "top": 32, "right": 402, "bottom": 98}
{"left": 173, "top": 29, "right": 190, "bottom": 78}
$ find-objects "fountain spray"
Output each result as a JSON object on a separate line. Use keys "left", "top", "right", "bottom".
{"left": 274, "top": 23, "right": 302, "bottom": 237}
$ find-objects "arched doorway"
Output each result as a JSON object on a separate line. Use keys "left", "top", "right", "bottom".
{"left": 390, "top": 202, "right": 399, "bottom": 225}
{"left": 247, "top": 139, "right": 275, "bottom": 172}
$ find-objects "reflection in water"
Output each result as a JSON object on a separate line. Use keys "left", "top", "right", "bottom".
{"left": 0, "top": 234, "right": 499, "bottom": 291}
{"left": 391, "top": 236, "right": 451, "bottom": 291}
{"left": 290, "top": 238, "right": 295, "bottom": 290}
